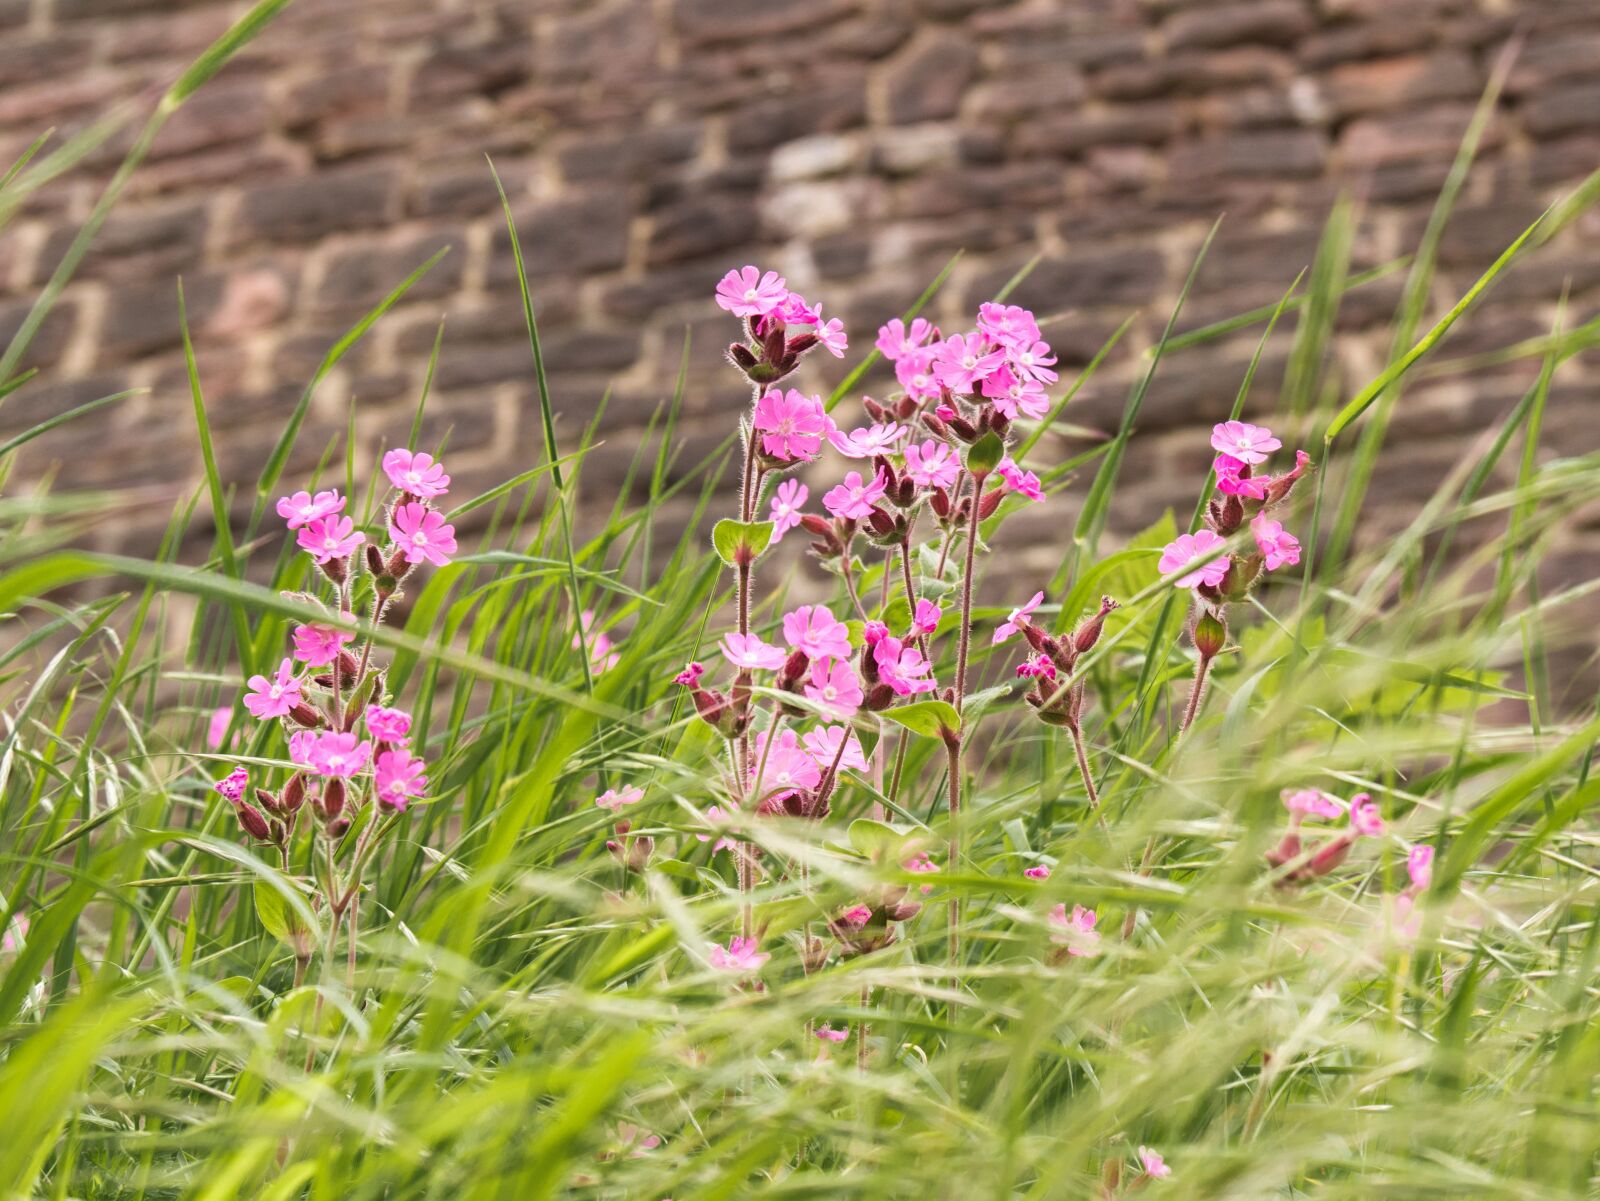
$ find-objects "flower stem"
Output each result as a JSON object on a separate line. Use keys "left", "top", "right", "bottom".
{"left": 1179, "top": 653, "right": 1212, "bottom": 738}
{"left": 954, "top": 481, "right": 982, "bottom": 707}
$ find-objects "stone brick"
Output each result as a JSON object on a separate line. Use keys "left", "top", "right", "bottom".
{"left": 1164, "top": 1, "right": 1311, "bottom": 51}
{"left": 726, "top": 79, "right": 868, "bottom": 154}
{"left": 558, "top": 124, "right": 701, "bottom": 183}
{"left": 1522, "top": 83, "right": 1600, "bottom": 139}
{"left": 236, "top": 166, "right": 402, "bottom": 244}
{"left": 967, "top": 247, "right": 1167, "bottom": 312}
{"left": 645, "top": 193, "right": 758, "bottom": 267}
{"left": 1319, "top": 51, "right": 1480, "bottom": 120}
{"left": 885, "top": 36, "right": 979, "bottom": 124}
{"left": 409, "top": 28, "right": 533, "bottom": 103}
{"left": 0, "top": 296, "right": 80, "bottom": 371}
{"left": 313, "top": 229, "right": 464, "bottom": 313}
{"left": 1170, "top": 129, "right": 1326, "bottom": 179}
{"left": 487, "top": 193, "right": 631, "bottom": 283}
{"left": 1340, "top": 105, "right": 1495, "bottom": 167}
{"left": 281, "top": 64, "right": 393, "bottom": 130}
{"left": 34, "top": 201, "right": 209, "bottom": 284}
{"left": 1016, "top": 103, "right": 1180, "bottom": 157}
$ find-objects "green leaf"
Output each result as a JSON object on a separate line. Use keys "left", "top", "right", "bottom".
{"left": 711, "top": 518, "right": 775, "bottom": 567}
{"left": 848, "top": 818, "right": 910, "bottom": 861}
{"left": 253, "top": 879, "right": 316, "bottom": 957}
{"left": 881, "top": 699, "right": 960, "bottom": 739}
{"left": 963, "top": 431, "right": 1005, "bottom": 477}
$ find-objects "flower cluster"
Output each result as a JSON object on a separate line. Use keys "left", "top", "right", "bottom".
{"left": 214, "top": 448, "right": 454, "bottom": 886}
{"left": 1266, "top": 788, "right": 1387, "bottom": 884}
{"left": 670, "top": 268, "right": 1073, "bottom": 979}
{"left": 1000, "top": 593, "right": 1120, "bottom": 734}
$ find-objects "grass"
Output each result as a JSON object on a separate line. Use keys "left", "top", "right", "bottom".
{"left": 3, "top": 10, "right": 1600, "bottom": 1199}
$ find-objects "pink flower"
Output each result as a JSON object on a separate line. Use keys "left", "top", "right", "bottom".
{"left": 288, "top": 729, "right": 318, "bottom": 767}
{"left": 573, "top": 610, "right": 620, "bottom": 673}
{"left": 306, "top": 731, "right": 372, "bottom": 778}
{"left": 675, "top": 662, "right": 705, "bottom": 687}
{"left": 1049, "top": 903, "right": 1101, "bottom": 957}
{"left": 782, "top": 605, "right": 853, "bottom": 662}
{"left": 292, "top": 623, "right": 353, "bottom": 667}
{"left": 823, "top": 470, "right": 887, "bottom": 520}
{"left": 1214, "top": 454, "right": 1267, "bottom": 500}
{"left": 751, "top": 728, "right": 823, "bottom": 796}
{"left": 902, "top": 440, "right": 960, "bottom": 490}
{"left": 1, "top": 913, "right": 26, "bottom": 954}
{"left": 904, "top": 850, "right": 938, "bottom": 876}
{"left": 596, "top": 785, "right": 644, "bottom": 811}
{"left": 708, "top": 935, "right": 770, "bottom": 974}
{"left": 1007, "top": 339, "right": 1058, "bottom": 385}
{"left": 298, "top": 514, "right": 365, "bottom": 563}
{"left": 1251, "top": 514, "right": 1301, "bottom": 572}
{"left": 276, "top": 489, "right": 345, "bottom": 530}
{"left": 828, "top": 422, "right": 906, "bottom": 459}
{"left": 1283, "top": 789, "right": 1343, "bottom": 821}
{"left": 1210, "top": 420, "right": 1280, "bottom": 466}
{"left": 382, "top": 448, "right": 450, "bottom": 498}
{"left": 876, "top": 317, "right": 937, "bottom": 361}
{"left": 214, "top": 765, "right": 249, "bottom": 803}
{"left": 873, "top": 636, "right": 936, "bottom": 696}
{"left": 837, "top": 905, "right": 872, "bottom": 929}
{"left": 806, "top": 305, "right": 848, "bottom": 357}
{"left": 720, "top": 632, "right": 788, "bottom": 671}
{"left": 1017, "top": 654, "right": 1056, "bottom": 681}
{"left": 715, "top": 265, "right": 788, "bottom": 318}
{"left": 804, "top": 658, "right": 862, "bottom": 719}
{"left": 995, "top": 457, "right": 1044, "bottom": 501}
{"left": 1158, "top": 531, "right": 1229, "bottom": 590}
{"left": 243, "top": 658, "right": 301, "bottom": 720}
{"left": 861, "top": 620, "right": 890, "bottom": 647}
{"left": 981, "top": 364, "right": 1049, "bottom": 421}
{"left": 933, "top": 332, "right": 1005, "bottom": 393}
{"left": 775, "top": 292, "right": 819, "bottom": 325}
{"left": 752, "top": 389, "right": 828, "bottom": 463}
{"left": 993, "top": 590, "right": 1044, "bottom": 645}
{"left": 390, "top": 502, "right": 457, "bottom": 567}
{"left": 365, "top": 704, "right": 412, "bottom": 742}
{"left": 976, "top": 302, "right": 1041, "bottom": 349}
{"left": 1349, "top": 792, "right": 1385, "bottom": 837}
{"left": 1138, "top": 1147, "right": 1171, "bottom": 1180}
{"left": 801, "top": 724, "right": 869, "bottom": 772}
{"left": 1407, "top": 844, "right": 1434, "bottom": 891}
{"left": 912, "top": 599, "right": 941, "bottom": 635}
{"left": 206, "top": 706, "right": 231, "bottom": 749}
{"left": 374, "top": 748, "right": 427, "bottom": 811}
{"left": 1023, "top": 864, "right": 1052, "bottom": 880}
{"left": 768, "top": 479, "right": 808, "bottom": 539}
{"left": 695, "top": 805, "right": 737, "bottom": 853}
{"left": 814, "top": 1024, "right": 849, "bottom": 1043}
{"left": 894, "top": 346, "right": 941, "bottom": 402}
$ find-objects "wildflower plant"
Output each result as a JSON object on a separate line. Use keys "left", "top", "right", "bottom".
{"left": 5, "top": 30, "right": 1600, "bottom": 1195}
{"left": 213, "top": 447, "right": 456, "bottom": 981}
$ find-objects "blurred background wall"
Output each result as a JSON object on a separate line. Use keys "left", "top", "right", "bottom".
{"left": 1, "top": 0, "right": 1596, "bottom": 594}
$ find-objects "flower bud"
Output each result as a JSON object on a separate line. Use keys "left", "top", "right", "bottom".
{"left": 320, "top": 777, "right": 346, "bottom": 822}
{"left": 326, "top": 815, "right": 351, "bottom": 839}
{"left": 760, "top": 320, "right": 786, "bottom": 363}
{"left": 234, "top": 800, "right": 273, "bottom": 842}
{"left": 920, "top": 412, "right": 950, "bottom": 438}
{"left": 863, "top": 397, "right": 889, "bottom": 422}
{"left": 978, "top": 487, "right": 1004, "bottom": 519}
{"left": 385, "top": 546, "right": 416, "bottom": 580}
{"left": 1192, "top": 609, "right": 1227, "bottom": 660}
{"left": 255, "top": 786, "right": 285, "bottom": 817}
{"left": 786, "top": 332, "right": 819, "bottom": 356}
{"left": 364, "top": 544, "right": 385, "bottom": 577}
{"left": 862, "top": 683, "right": 897, "bottom": 712}
{"left": 317, "top": 556, "right": 347, "bottom": 585}
{"left": 288, "top": 701, "right": 323, "bottom": 728}
{"left": 728, "top": 343, "right": 757, "bottom": 371}
{"left": 1073, "top": 596, "right": 1119, "bottom": 654}
{"left": 929, "top": 487, "right": 952, "bottom": 519}
{"left": 282, "top": 772, "right": 307, "bottom": 814}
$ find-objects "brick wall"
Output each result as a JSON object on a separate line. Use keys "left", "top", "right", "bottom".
{"left": 2, "top": 0, "right": 1597, "bottom": 602}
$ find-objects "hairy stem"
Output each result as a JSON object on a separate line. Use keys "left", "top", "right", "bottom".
{"left": 1179, "top": 654, "right": 1212, "bottom": 738}
{"left": 955, "top": 481, "right": 982, "bottom": 707}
